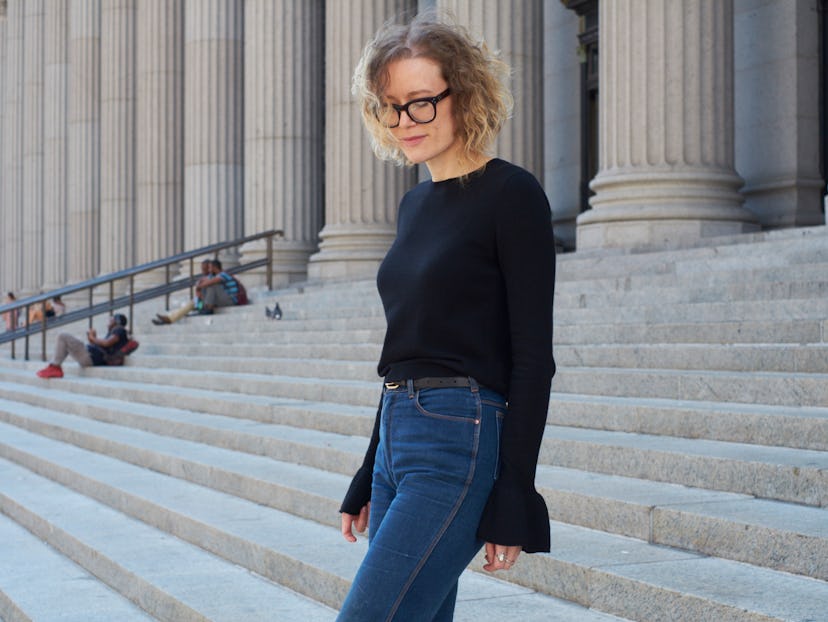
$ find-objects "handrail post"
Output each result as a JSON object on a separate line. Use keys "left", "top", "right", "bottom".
{"left": 41, "top": 303, "right": 47, "bottom": 362}
{"left": 129, "top": 275, "right": 135, "bottom": 331}
{"left": 88, "top": 288, "right": 94, "bottom": 330}
{"left": 24, "top": 305, "right": 30, "bottom": 361}
{"left": 189, "top": 257, "right": 195, "bottom": 300}
{"left": 266, "top": 233, "right": 274, "bottom": 291}
{"left": 164, "top": 264, "right": 171, "bottom": 309}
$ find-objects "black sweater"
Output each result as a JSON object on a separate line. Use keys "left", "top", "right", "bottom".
{"left": 340, "top": 158, "right": 556, "bottom": 553}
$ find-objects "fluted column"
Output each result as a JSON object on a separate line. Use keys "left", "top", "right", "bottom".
{"left": 578, "top": 0, "right": 758, "bottom": 250}
{"left": 135, "top": 0, "right": 184, "bottom": 284}
{"left": 308, "top": 0, "right": 417, "bottom": 280}
{"left": 545, "top": 1, "right": 582, "bottom": 250}
{"left": 184, "top": 0, "right": 244, "bottom": 260}
{"left": 68, "top": 0, "right": 101, "bottom": 281}
{"left": 0, "top": 3, "right": 7, "bottom": 292}
{"left": 242, "top": 0, "right": 324, "bottom": 286}
{"left": 100, "top": 0, "right": 135, "bottom": 279}
{"left": 437, "top": 0, "right": 544, "bottom": 179}
{"left": 734, "top": 0, "right": 824, "bottom": 227}
{"left": 2, "top": 0, "right": 23, "bottom": 293}
{"left": 22, "top": 0, "right": 45, "bottom": 295}
{"left": 43, "top": 0, "right": 70, "bottom": 290}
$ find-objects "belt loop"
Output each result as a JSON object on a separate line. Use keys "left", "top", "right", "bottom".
{"left": 468, "top": 377, "right": 479, "bottom": 393}
{"left": 407, "top": 379, "right": 415, "bottom": 398}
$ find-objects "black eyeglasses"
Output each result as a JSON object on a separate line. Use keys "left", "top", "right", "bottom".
{"left": 378, "top": 89, "right": 451, "bottom": 128}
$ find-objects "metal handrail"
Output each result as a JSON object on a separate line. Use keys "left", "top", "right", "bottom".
{"left": 0, "top": 229, "right": 283, "bottom": 360}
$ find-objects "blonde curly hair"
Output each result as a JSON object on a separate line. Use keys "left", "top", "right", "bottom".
{"left": 352, "top": 12, "right": 513, "bottom": 167}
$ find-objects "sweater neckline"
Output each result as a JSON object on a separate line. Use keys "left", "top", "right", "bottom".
{"left": 430, "top": 157, "right": 502, "bottom": 186}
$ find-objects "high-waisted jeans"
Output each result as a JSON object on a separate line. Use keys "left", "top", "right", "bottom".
{"left": 337, "top": 379, "right": 506, "bottom": 622}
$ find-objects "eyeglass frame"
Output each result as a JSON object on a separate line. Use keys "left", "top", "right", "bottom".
{"left": 379, "top": 88, "right": 452, "bottom": 128}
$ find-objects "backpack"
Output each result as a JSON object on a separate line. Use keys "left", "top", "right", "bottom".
{"left": 235, "top": 278, "right": 249, "bottom": 305}
{"left": 105, "top": 338, "right": 140, "bottom": 366}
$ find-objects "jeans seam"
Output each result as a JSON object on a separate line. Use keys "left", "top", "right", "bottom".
{"left": 385, "top": 390, "right": 482, "bottom": 621}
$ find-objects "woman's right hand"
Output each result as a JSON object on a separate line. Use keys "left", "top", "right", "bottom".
{"left": 341, "top": 503, "right": 370, "bottom": 542}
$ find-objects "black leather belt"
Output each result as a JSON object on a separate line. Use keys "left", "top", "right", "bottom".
{"left": 384, "top": 377, "right": 473, "bottom": 391}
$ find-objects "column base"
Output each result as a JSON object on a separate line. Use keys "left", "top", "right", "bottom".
{"left": 579, "top": 170, "right": 760, "bottom": 251}
{"left": 306, "top": 224, "right": 395, "bottom": 280}
{"left": 240, "top": 239, "right": 318, "bottom": 288}
{"left": 742, "top": 177, "right": 826, "bottom": 228}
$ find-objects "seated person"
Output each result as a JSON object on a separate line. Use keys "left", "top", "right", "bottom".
{"left": 2, "top": 292, "right": 18, "bottom": 331}
{"left": 198, "top": 259, "right": 240, "bottom": 314}
{"left": 153, "top": 259, "right": 212, "bottom": 325}
{"left": 28, "top": 297, "right": 54, "bottom": 324}
{"left": 36, "top": 313, "right": 130, "bottom": 379}
{"left": 51, "top": 295, "right": 66, "bottom": 317}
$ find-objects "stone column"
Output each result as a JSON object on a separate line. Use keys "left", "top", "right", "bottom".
{"left": 43, "top": 0, "right": 70, "bottom": 290}
{"left": 68, "top": 0, "right": 101, "bottom": 282}
{"left": 3, "top": 0, "right": 23, "bottom": 293}
{"left": 308, "top": 0, "right": 417, "bottom": 280}
{"left": 545, "top": 0, "right": 582, "bottom": 249}
{"left": 734, "top": 0, "right": 824, "bottom": 227}
{"left": 135, "top": 0, "right": 184, "bottom": 283}
{"left": 242, "top": 0, "right": 324, "bottom": 287}
{"left": 22, "top": 0, "right": 45, "bottom": 295}
{"left": 184, "top": 0, "right": 244, "bottom": 260}
{"left": 100, "top": 0, "right": 135, "bottom": 279}
{"left": 0, "top": 3, "right": 7, "bottom": 292}
{"left": 437, "top": 0, "right": 544, "bottom": 179}
{"left": 578, "top": 0, "right": 758, "bottom": 251}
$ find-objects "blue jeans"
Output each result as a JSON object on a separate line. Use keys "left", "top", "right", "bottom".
{"left": 337, "top": 379, "right": 506, "bottom": 622}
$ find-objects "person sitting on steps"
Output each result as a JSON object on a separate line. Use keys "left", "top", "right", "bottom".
{"left": 196, "top": 259, "right": 241, "bottom": 315}
{"left": 36, "top": 313, "right": 131, "bottom": 379}
{"left": 153, "top": 259, "right": 212, "bottom": 325}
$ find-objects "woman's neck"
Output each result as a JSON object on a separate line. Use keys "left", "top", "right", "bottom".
{"left": 427, "top": 150, "right": 490, "bottom": 182}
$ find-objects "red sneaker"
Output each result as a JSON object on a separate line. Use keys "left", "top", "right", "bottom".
{"left": 36, "top": 364, "right": 63, "bottom": 379}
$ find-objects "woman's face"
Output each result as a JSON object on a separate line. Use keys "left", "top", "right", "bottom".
{"left": 382, "top": 57, "right": 462, "bottom": 181}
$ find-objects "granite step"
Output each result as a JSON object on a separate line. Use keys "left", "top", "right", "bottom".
{"left": 23, "top": 357, "right": 825, "bottom": 410}
{"left": 553, "top": 226, "right": 828, "bottom": 281}
{"left": 552, "top": 366, "right": 828, "bottom": 407}
{"left": 2, "top": 400, "right": 826, "bottom": 583}
{"left": 149, "top": 295, "right": 828, "bottom": 327}
{"left": 547, "top": 393, "right": 828, "bottom": 452}
{"left": 9, "top": 364, "right": 828, "bottom": 455}
{"left": 0, "top": 512, "right": 157, "bottom": 622}
{"left": 139, "top": 316, "right": 819, "bottom": 348}
{"left": 135, "top": 340, "right": 828, "bottom": 374}
{"left": 555, "top": 317, "right": 827, "bottom": 345}
{"left": 554, "top": 270, "right": 828, "bottom": 307}
{"left": 3, "top": 431, "right": 826, "bottom": 622}
{"left": 0, "top": 457, "right": 340, "bottom": 622}
{"left": 0, "top": 431, "right": 629, "bottom": 622}
{"left": 553, "top": 343, "right": 828, "bottom": 373}
{"left": 125, "top": 341, "right": 828, "bottom": 377}
{"left": 540, "top": 425, "right": 828, "bottom": 507}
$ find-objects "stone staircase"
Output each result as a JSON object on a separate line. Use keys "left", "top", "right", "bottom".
{"left": 0, "top": 225, "right": 827, "bottom": 621}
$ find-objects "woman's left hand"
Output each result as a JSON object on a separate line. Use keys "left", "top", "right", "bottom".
{"left": 483, "top": 542, "right": 522, "bottom": 572}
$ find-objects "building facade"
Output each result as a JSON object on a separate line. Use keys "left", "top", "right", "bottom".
{"left": 0, "top": 0, "right": 825, "bottom": 296}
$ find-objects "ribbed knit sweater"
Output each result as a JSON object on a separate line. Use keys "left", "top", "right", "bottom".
{"left": 340, "top": 158, "right": 556, "bottom": 553}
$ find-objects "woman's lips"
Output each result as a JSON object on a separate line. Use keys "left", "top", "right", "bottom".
{"left": 401, "top": 135, "right": 426, "bottom": 147}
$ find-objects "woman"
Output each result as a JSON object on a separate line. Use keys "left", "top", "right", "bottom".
{"left": 338, "top": 13, "right": 556, "bottom": 622}
{"left": 2, "top": 292, "right": 18, "bottom": 332}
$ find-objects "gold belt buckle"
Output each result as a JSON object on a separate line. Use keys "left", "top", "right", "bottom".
{"left": 384, "top": 382, "right": 400, "bottom": 390}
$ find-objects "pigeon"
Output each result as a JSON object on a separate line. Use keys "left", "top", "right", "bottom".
{"left": 265, "top": 303, "right": 283, "bottom": 320}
